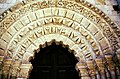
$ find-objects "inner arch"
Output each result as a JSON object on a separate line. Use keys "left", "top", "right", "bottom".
{"left": 29, "top": 42, "right": 79, "bottom": 79}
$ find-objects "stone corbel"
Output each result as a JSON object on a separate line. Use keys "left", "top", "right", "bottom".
{"left": 77, "top": 62, "right": 91, "bottom": 79}
{"left": 2, "top": 58, "right": 12, "bottom": 79}
{"left": 17, "top": 63, "right": 32, "bottom": 79}
{"left": 95, "top": 58, "right": 106, "bottom": 79}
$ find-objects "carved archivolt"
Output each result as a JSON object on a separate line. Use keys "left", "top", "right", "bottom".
{"left": 0, "top": 0, "right": 120, "bottom": 78}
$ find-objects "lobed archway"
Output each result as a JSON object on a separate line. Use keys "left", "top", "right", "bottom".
{"left": 29, "top": 42, "right": 80, "bottom": 79}
{"left": 0, "top": 0, "right": 120, "bottom": 79}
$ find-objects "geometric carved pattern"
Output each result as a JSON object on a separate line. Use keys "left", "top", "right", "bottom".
{"left": 0, "top": 0, "right": 120, "bottom": 78}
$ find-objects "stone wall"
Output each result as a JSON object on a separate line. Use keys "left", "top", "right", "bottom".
{"left": 0, "top": 0, "right": 17, "bottom": 14}
{"left": 87, "top": 0, "right": 120, "bottom": 26}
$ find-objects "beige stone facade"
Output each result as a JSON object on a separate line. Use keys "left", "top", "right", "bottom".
{"left": 0, "top": 0, "right": 120, "bottom": 79}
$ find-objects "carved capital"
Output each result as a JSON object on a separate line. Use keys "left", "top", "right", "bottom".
{"left": 2, "top": 58, "right": 12, "bottom": 74}
{"left": 86, "top": 60, "right": 96, "bottom": 76}
{"left": 0, "top": 56, "right": 4, "bottom": 69}
{"left": 77, "top": 62, "right": 89, "bottom": 77}
{"left": 0, "top": 56, "right": 4, "bottom": 62}
{"left": 18, "top": 64, "right": 32, "bottom": 78}
{"left": 105, "top": 55, "right": 115, "bottom": 71}
{"left": 95, "top": 58, "right": 105, "bottom": 74}
{"left": 11, "top": 61, "right": 21, "bottom": 77}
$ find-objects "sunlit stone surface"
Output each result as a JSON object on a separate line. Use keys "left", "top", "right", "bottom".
{"left": 0, "top": 0, "right": 120, "bottom": 79}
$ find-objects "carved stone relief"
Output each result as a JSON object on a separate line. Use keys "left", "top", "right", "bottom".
{"left": 0, "top": 0, "right": 120, "bottom": 79}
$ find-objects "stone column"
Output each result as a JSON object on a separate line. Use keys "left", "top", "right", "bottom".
{"left": 17, "top": 63, "right": 32, "bottom": 79}
{"left": 95, "top": 58, "right": 106, "bottom": 79}
{"left": 105, "top": 55, "right": 116, "bottom": 79}
{"left": 0, "top": 56, "right": 4, "bottom": 78}
{"left": 116, "top": 49, "right": 120, "bottom": 79}
{"left": 77, "top": 62, "right": 91, "bottom": 79}
{"left": 86, "top": 60, "right": 96, "bottom": 79}
{"left": 116, "top": 67, "right": 120, "bottom": 79}
{"left": 117, "top": 49, "right": 120, "bottom": 67}
{"left": 10, "top": 61, "right": 21, "bottom": 79}
{"left": 2, "top": 58, "right": 12, "bottom": 79}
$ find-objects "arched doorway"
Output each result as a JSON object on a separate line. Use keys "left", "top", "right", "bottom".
{"left": 29, "top": 42, "right": 79, "bottom": 79}
{"left": 0, "top": 0, "right": 120, "bottom": 79}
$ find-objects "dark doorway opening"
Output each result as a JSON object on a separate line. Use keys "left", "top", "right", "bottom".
{"left": 29, "top": 42, "right": 79, "bottom": 79}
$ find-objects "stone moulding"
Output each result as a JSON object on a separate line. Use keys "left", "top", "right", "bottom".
{"left": 0, "top": 0, "right": 120, "bottom": 79}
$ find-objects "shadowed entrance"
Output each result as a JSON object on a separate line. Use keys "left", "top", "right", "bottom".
{"left": 29, "top": 42, "right": 79, "bottom": 79}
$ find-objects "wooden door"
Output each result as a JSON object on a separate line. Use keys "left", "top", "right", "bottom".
{"left": 29, "top": 43, "right": 79, "bottom": 79}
